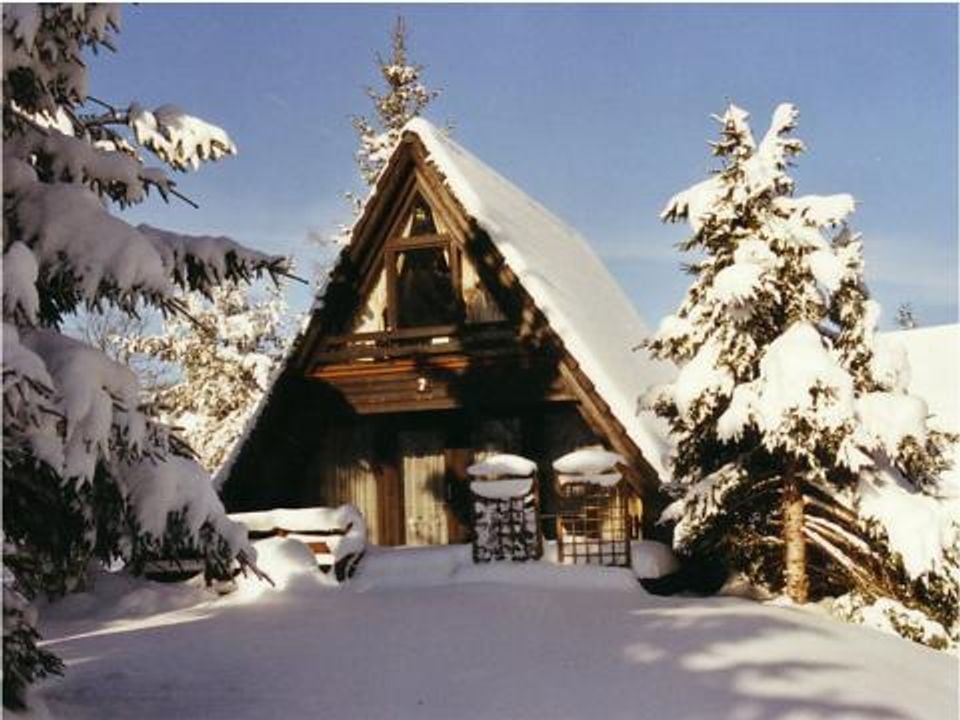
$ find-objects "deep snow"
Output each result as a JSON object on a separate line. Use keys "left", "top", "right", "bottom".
{"left": 29, "top": 544, "right": 959, "bottom": 720}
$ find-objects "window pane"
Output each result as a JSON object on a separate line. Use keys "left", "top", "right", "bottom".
{"left": 407, "top": 198, "right": 437, "bottom": 236}
{"left": 395, "top": 247, "right": 458, "bottom": 327}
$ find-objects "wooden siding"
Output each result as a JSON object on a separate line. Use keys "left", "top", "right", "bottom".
{"left": 307, "top": 322, "right": 574, "bottom": 416}
{"left": 226, "top": 132, "right": 667, "bottom": 539}
{"left": 309, "top": 354, "right": 573, "bottom": 415}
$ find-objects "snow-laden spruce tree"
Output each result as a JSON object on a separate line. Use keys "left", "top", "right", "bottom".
{"left": 351, "top": 16, "right": 440, "bottom": 188}
{"left": 645, "top": 103, "right": 959, "bottom": 646}
{"left": 324, "top": 16, "right": 443, "bottom": 265}
{"left": 3, "top": 5, "right": 282, "bottom": 706}
{"left": 123, "top": 284, "right": 292, "bottom": 475}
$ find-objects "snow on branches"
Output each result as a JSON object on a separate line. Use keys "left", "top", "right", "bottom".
{"left": 125, "top": 284, "right": 292, "bottom": 475}
{"left": 4, "top": 122, "right": 282, "bottom": 325}
{"left": 3, "top": 4, "right": 285, "bottom": 706}
{"left": 646, "top": 102, "right": 958, "bottom": 645}
{"left": 351, "top": 16, "right": 441, "bottom": 187}
{"left": 129, "top": 103, "right": 236, "bottom": 172}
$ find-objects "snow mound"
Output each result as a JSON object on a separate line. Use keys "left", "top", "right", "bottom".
{"left": 466, "top": 454, "right": 537, "bottom": 478}
{"left": 237, "top": 537, "right": 337, "bottom": 600}
{"left": 630, "top": 541, "right": 680, "bottom": 579}
{"left": 257, "top": 537, "right": 317, "bottom": 572}
{"left": 711, "top": 262, "right": 765, "bottom": 305}
{"left": 456, "top": 562, "right": 637, "bottom": 591}
{"left": 352, "top": 545, "right": 471, "bottom": 591}
{"left": 827, "top": 592, "right": 952, "bottom": 649}
{"left": 351, "top": 545, "right": 639, "bottom": 592}
{"left": 3, "top": 242, "right": 40, "bottom": 322}
{"left": 552, "top": 447, "right": 625, "bottom": 475}
{"left": 39, "top": 570, "right": 211, "bottom": 623}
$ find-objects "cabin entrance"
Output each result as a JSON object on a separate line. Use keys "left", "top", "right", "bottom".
{"left": 307, "top": 405, "right": 622, "bottom": 547}
{"left": 398, "top": 429, "right": 449, "bottom": 545}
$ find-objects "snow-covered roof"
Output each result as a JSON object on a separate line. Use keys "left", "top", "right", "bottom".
{"left": 885, "top": 324, "right": 959, "bottom": 491}
{"left": 553, "top": 447, "right": 625, "bottom": 475}
{"left": 402, "top": 118, "right": 676, "bottom": 478}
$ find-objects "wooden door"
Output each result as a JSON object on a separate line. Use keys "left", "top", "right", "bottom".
{"left": 399, "top": 429, "right": 449, "bottom": 545}
{"left": 314, "top": 424, "right": 381, "bottom": 545}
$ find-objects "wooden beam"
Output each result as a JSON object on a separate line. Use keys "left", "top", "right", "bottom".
{"left": 385, "top": 248, "right": 398, "bottom": 331}
{"left": 385, "top": 232, "right": 454, "bottom": 251}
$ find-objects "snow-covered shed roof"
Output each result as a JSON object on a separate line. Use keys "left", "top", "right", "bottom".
{"left": 398, "top": 118, "right": 676, "bottom": 477}
{"left": 887, "top": 324, "right": 959, "bottom": 436}
{"left": 888, "top": 324, "right": 959, "bottom": 491}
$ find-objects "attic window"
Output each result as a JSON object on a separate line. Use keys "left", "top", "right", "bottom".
{"left": 407, "top": 197, "right": 437, "bottom": 236}
{"left": 395, "top": 247, "right": 458, "bottom": 328}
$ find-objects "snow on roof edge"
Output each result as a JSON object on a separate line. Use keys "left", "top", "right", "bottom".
{"left": 403, "top": 118, "right": 676, "bottom": 478}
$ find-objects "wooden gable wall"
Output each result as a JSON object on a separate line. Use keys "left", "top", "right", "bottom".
{"left": 225, "top": 132, "right": 667, "bottom": 536}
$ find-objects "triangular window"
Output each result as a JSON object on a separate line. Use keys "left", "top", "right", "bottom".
{"left": 405, "top": 196, "right": 437, "bottom": 237}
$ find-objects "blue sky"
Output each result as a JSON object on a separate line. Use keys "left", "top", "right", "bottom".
{"left": 92, "top": 4, "right": 958, "bottom": 328}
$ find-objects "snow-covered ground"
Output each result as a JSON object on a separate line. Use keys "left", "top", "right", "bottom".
{"left": 29, "top": 544, "right": 958, "bottom": 720}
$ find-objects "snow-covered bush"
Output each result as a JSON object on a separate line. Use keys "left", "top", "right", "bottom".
{"left": 645, "top": 102, "right": 958, "bottom": 646}
{"left": 826, "top": 592, "right": 952, "bottom": 650}
{"left": 122, "top": 284, "right": 292, "bottom": 474}
{"left": 3, "top": 4, "right": 287, "bottom": 706}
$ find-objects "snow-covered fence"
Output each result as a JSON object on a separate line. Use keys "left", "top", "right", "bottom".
{"left": 553, "top": 448, "right": 631, "bottom": 568}
{"left": 468, "top": 455, "right": 542, "bottom": 562}
{"left": 230, "top": 505, "right": 367, "bottom": 582}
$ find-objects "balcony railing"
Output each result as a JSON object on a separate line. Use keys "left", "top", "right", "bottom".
{"left": 311, "top": 321, "right": 517, "bottom": 365}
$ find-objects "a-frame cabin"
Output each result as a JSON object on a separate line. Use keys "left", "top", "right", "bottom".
{"left": 221, "top": 119, "right": 675, "bottom": 546}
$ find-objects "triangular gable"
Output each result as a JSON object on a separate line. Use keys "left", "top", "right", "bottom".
{"left": 259, "top": 120, "right": 675, "bottom": 509}
{"left": 395, "top": 119, "right": 675, "bottom": 479}
{"left": 340, "top": 167, "right": 508, "bottom": 335}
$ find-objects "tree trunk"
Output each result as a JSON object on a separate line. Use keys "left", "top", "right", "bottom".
{"left": 782, "top": 464, "right": 809, "bottom": 603}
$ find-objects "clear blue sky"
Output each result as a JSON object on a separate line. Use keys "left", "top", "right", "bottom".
{"left": 92, "top": 4, "right": 958, "bottom": 328}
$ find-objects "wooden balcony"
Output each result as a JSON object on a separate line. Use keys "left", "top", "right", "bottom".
{"left": 308, "top": 321, "right": 518, "bottom": 367}
{"left": 305, "top": 322, "right": 573, "bottom": 414}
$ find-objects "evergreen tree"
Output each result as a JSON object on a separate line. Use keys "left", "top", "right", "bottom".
{"left": 123, "top": 284, "right": 292, "bottom": 475}
{"left": 351, "top": 16, "right": 441, "bottom": 188}
{"left": 328, "top": 16, "right": 443, "bottom": 271}
{"left": 895, "top": 302, "right": 919, "bottom": 330}
{"left": 646, "top": 103, "right": 958, "bottom": 644}
{"left": 71, "top": 305, "right": 175, "bottom": 393}
{"left": 2, "top": 5, "right": 281, "bottom": 706}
